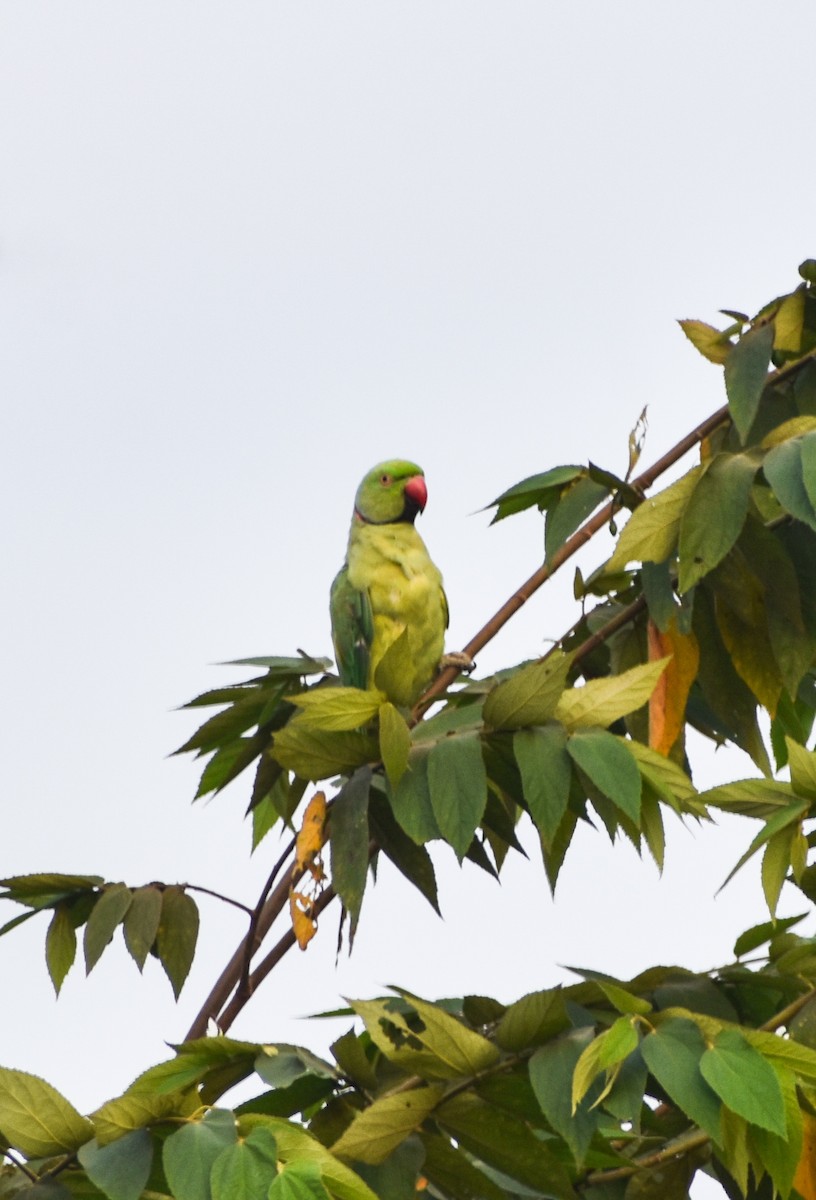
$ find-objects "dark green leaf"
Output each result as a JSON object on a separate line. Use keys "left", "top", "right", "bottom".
{"left": 513, "top": 725, "right": 572, "bottom": 846}
{"left": 639, "top": 1019, "right": 722, "bottom": 1141}
{"left": 677, "top": 452, "right": 759, "bottom": 592}
{"left": 529, "top": 1028, "right": 599, "bottom": 1167}
{"left": 196, "top": 732, "right": 269, "bottom": 798}
{"left": 368, "top": 791, "right": 440, "bottom": 915}
{"left": 388, "top": 746, "right": 440, "bottom": 844}
{"left": 225, "top": 654, "right": 331, "bottom": 674}
{"left": 77, "top": 1131, "right": 153, "bottom": 1200}
{"left": 734, "top": 913, "right": 807, "bottom": 957}
{"left": 763, "top": 437, "right": 816, "bottom": 530}
{"left": 699, "top": 1030, "right": 785, "bottom": 1134}
{"left": 427, "top": 734, "right": 488, "bottom": 860}
{"left": 157, "top": 887, "right": 199, "bottom": 999}
{"left": 420, "top": 1132, "right": 507, "bottom": 1200}
{"left": 546, "top": 477, "right": 610, "bottom": 561}
{"left": 0, "top": 873, "right": 104, "bottom": 907}
{"left": 122, "top": 886, "right": 163, "bottom": 972}
{"left": 487, "top": 465, "right": 583, "bottom": 522}
{"left": 46, "top": 905, "right": 77, "bottom": 995}
{"left": 353, "top": 1137, "right": 424, "bottom": 1200}
{"left": 724, "top": 323, "right": 774, "bottom": 441}
{"left": 329, "top": 768, "right": 371, "bottom": 939}
{"left": 567, "top": 730, "right": 641, "bottom": 823}
{"left": 84, "top": 884, "right": 132, "bottom": 974}
{"left": 435, "top": 1093, "right": 575, "bottom": 1197}
{"left": 163, "top": 1109, "right": 238, "bottom": 1200}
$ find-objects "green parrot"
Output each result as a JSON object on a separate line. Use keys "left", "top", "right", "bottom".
{"left": 330, "top": 459, "right": 448, "bottom": 708}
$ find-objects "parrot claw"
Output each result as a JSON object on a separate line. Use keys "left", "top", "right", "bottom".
{"left": 439, "top": 651, "right": 476, "bottom": 675}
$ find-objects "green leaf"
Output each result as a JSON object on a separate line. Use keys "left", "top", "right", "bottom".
{"left": 482, "top": 652, "right": 571, "bottom": 731}
{"left": 211, "top": 1126, "right": 280, "bottom": 1200}
{"left": 427, "top": 734, "right": 488, "bottom": 860}
{"left": 699, "top": 1029, "right": 785, "bottom": 1134}
{"left": 368, "top": 791, "right": 440, "bottom": 914}
{"left": 718, "top": 799, "right": 808, "bottom": 894}
{"left": 676, "top": 453, "right": 759, "bottom": 592}
{"left": 763, "top": 437, "right": 816, "bottom": 529}
{"left": 46, "top": 905, "right": 77, "bottom": 995}
{"left": 513, "top": 725, "right": 572, "bottom": 846}
{"left": 529, "top": 1029, "right": 599, "bottom": 1167}
{"left": 394, "top": 990, "right": 500, "bottom": 1076}
{"left": 678, "top": 318, "right": 733, "bottom": 364}
{"left": 388, "top": 746, "right": 440, "bottom": 844}
{"left": 84, "top": 884, "right": 132, "bottom": 974}
{"left": 93, "top": 1090, "right": 184, "bottom": 1145}
{"left": 487, "top": 465, "right": 583, "bottom": 522}
{"left": 751, "top": 1064, "right": 802, "bottom": 1200}
{"left": 271, "top": 725, "right": 377, "bottom": 781}
{"left": 269, "top": 1162, "right": 331, "bottom": 1200}
{"left": 724, "top": 322, "right": 774, "bottom": 441}
{"left": 786, "top": 736, "right": 816, "bottom": 802}
{"left": 733, "top": 913, "right": 807, "bottom": 957}
{"left": 545, "top": 476, "right": 610, "bottom": 560}
{"left": 0, "top": 1067, "right": 92, "bottom": 1156}
{"left": 556, "top": 659, "right": 669, "bottom": 731}
{"left": 163, "top": 1109, "right": 238, "bottom": 1200}
{"left": 378, "top": 703, "right": 411, "bottom": 788}
{"left": 0, "top": 872, "right": 104, "bottom": 907}
{"left": 285, "top": 688, "right": 383, "bottom": 732}
{"left": 639, "top": 1019, "right": 722, "bottom": 1141}
{"left": 373, "top": 628, "right": 418, "bottom": 705}
{"left": 330, "top": 1085, "right": 445, "bottom": 1165}
{"left": 420, "top": 1132, "right": 507, "bottom": 1200}
{"left": 435, "top": 1093, "right": 575, "bottom": 1198}
{"left": 567, "top": 730, "right": 641, "bottom": 823}
{"left": 572, "top": 1018, "right": 639, "bottom": 1110}
{"left": 122, "top": 886, "right": 163, "bottom": 972}
{"left": 761, "top": 824, "right": 797, "bottom": 917}
{"left": 352, "top": 1138, "right": 424, "bottom": 1200}
{"left": 77, "top": 1130, "right": 153, "bottom": 1200}
{"left": 157, "top": 886, "right": 200, "bottom": 999}
{"left": 606, "top": 467, "right": 703, "bottom": 571}
{"left": 329, "top": 768, "right": 371, "bottom": 940}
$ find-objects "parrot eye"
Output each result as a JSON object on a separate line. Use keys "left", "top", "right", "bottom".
{"left": 380, "top": 473, "right": 392, "bottom": 486}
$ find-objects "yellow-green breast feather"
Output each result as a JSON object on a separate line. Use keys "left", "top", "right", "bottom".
{"left": 330, "top": 460, "right": 448, "bottom": 707}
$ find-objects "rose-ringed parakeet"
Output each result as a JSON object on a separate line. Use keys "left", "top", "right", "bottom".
{"left": 330, "top": 460, "right": 449, "bottom": 708}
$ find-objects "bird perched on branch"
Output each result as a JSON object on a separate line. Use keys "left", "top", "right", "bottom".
{"left": 330, "top": 459, "right": 451, "bottom": 708}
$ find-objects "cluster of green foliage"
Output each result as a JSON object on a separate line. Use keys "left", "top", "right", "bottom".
{"left": 4, "top": 261, "right": 816, "bottom": 1199}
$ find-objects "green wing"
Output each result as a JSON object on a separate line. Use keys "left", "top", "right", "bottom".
{"left": 329, "top": 565, "right": 374, "bottom": 690}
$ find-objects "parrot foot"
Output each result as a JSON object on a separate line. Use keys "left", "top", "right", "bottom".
{"left": 439, "top": 651, "right": 476, "bottom": 675}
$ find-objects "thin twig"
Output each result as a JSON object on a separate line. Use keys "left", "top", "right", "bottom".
{"left": 235, "top": 833, "right": 298, "bottom": 1004}
{"left": 581, "top": 1127, "right": 710, "bottom": 1187}
{"left": 2, "top": 1150, "right": 38, "bottom": 1182}
{"left": 215, "top": 885, "right": 338, "bottom": 1034}
{"left": 182, "top": 885, "right": 255, "bottom": 917}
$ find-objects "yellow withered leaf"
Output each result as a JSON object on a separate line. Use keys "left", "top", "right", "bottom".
{"left": 295, "top": 791, "right": 327, "bottom": 875}
{"left": 290, "top": 891, "right": 318, "bottom": 951}
{"left": 795, "top": 1110, "right": 816, "bottom": 1198}
{"left": 647, "top": 618, "right": 700, "bottom": 757}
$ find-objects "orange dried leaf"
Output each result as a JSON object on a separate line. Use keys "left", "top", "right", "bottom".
{"left": 648, "top": 618, "right": 700, "bottom": 756}
{"left": 295, "top": 791, "right": 326, "bottom": 873}
{"left": 290, "top": 890, "right": 318, "bottom": 951}
{"left": 794, "top": 1110, "right": 816, "bottom": 1199}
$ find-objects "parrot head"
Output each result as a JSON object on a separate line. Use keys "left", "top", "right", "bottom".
{"left": 353, "top": 460, "right": 428, "bottom": 526}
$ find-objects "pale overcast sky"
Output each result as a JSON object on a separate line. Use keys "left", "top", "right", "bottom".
{"left": 2, "top": 6, "right": 815, "bottom": 1195}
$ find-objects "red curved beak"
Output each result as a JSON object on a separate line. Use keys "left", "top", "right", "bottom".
{"left": 404, "top": 474, "right": 428, "bottom": 512}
